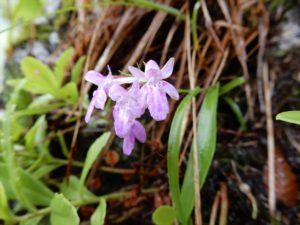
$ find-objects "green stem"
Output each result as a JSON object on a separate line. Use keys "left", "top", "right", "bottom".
{"left": 14, "top": 187, "right": 160, "bottom": 223}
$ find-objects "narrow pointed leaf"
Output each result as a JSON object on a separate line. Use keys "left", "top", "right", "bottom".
{"left": 0, "top": 181, "right": 12, "bottom": 221}
{"left": 25, "top": 115, "right": 47, "bottom": 156}
{"left": 180, "top": 84, "right": 219, "bottom": 223}
{"left": 91, "top": 198, "right": 106, "bottom": 225}
{"left": 54, "top": 48, "right": 74, "bottom": 86}
{"left": 71, "top": 56, "right": 86, "bottom": 83}
{"left": 167, "top": 87, "right": 201, "bottom": 223}
{"left": 219, "top": 77, "right": 245, "bottom": 95}
{"left": 79, "top": 132, "right": 111, "bottom": 192}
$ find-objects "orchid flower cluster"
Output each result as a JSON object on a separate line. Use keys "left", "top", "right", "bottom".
{"left": 84, "top": 58, "right": 179, "bottom": 155}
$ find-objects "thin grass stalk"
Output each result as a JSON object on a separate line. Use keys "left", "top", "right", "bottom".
{"left": 185, "top": 14, "right": 203, "bottom": 225}
{"left": 263, "top": 62, "right": 276, "bottom": 216}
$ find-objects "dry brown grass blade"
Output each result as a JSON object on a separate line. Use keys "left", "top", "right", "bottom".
{"left": 95, "top": 7, "right": 138, "bottom": 72}
{"left": 256, "top": 0, "right": 269, "bottom": 112}
{"left": 219, "top": 182, "right": 228, "bottom": 225}
{"left": 123, "top": 9, "right": 168, "bottom": 70}
{"left": 201, "top": 0, "right": 223, "bottom": 52}
{"left": 209, "top": 191, "right": 221, "bottom": 225}
{"left": 212, "top": 47, "right": 229, "bottom": 85}
{"left": 186, "top": 14, "right": 203, "bottom": 225}
{"left": 217, "top": 0, "right": 254, "bottom": 120}
{"left": 160, "top": 18, "right": 180, "bottom": 66}
{"left": 262, "top": 62, "right": 276, "bottom": 216}
{"left": 196, "top": 32, "right": 230, "bottom": 107}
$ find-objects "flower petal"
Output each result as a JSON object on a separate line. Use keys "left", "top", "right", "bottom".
{"left": 160, "top": 81, "right": 179, "bottom": 100}
{"left": 145, "top": 60, "right": 160, "bottom": 71}
{"left": 85, "top": 97, "right": 96, "bottom": 123}
{"left": 94, "top": 88, "right": 107, "bottom": 109}
{"left": 128, "top": 66, "right": 145, "bottom": 79}
{"left": 122, "top": 132, "right": 135, "bottom": 155}
{"left": 113, "top": 106, "right": 132, "bottom": 137}
{"left": 85, "top": 70, "right": 105, "bottom": 86}
{"left": 108, "top": 84, "right": 127, "bottom": 102}
{"left": 138, "top": 85, "right": 148, "bottom": 110}
{"left": 161, "top": 57, "right": 175, "bottom": 79}
{"left": 132, "top": 121, "right": 146, "bottom": 143}
{"left": 147, "top": 86, "right": 169, "bottom": 121}
{"left": 145, "top": 60, "right": 162, "bottom": 80}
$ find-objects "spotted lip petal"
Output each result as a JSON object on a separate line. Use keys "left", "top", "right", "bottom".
{"left": 132, "top": 121, "right": 146, "bottom": 143}
{"left": 123, "top": 132, "right": 135, "bottom": 155}
{"left": 113, "top": 106, "right": 132, "bottom": 138}
{"left": 122, "top": 120, "right": 146, "bottom": 155}
{"left": 147, "top": 85, "right": 169, "bottom": 121}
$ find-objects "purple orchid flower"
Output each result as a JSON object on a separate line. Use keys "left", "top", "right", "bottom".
{"left": 84, "top": 57, "right": 179, "bottom": 156}
{"left": 122, "top": 120, "right": 146, "bottom": 155}
{"left": 128, "top": 57, "right": 179, "bottom": 121}
{"left": 84, "top": 67, "right": 114, "bottom": 123}
{"left": 109, "top": 82, "right": 146, "bottom": 155}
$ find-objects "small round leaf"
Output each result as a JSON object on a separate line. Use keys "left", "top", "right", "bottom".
{"left": 152, "top": 205, "right": 176, "bottom": 225}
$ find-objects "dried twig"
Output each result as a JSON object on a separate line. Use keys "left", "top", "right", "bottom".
{"left": 209, "top": 192, "right": 221, "bottom": 225}
{"left": 262, "top": 62, "right": 276, "bottom": 216}
{"left": 256, "top": 0, "right": 269, "bottom": 112}
{"left": 186, "top": 14, "right": 203, "bottom": 225}
{"left": 219, "top": 182, "right": 228, "bottom": 225}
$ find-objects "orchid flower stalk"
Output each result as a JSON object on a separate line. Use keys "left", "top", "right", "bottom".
{"left": 84, "top": 58, "right": 179, "bottom": 155}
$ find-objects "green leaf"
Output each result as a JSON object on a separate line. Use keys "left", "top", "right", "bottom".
{"left": 61, "top": 176, "right": 95, "bottom": 201}
{"left": 167, "top": 88, "right": 201, "bottom": 224}
{"left": 152, "top": 205, "right": 176, "bottom": 225}
{"left": 56, "top": 82, "right": 79, "bottom": 103}
{"left": 71, "top": 56, "right": 86, "bottom": 83}
{"left": 54, "top": 48, "right": 74, "bottom": 86}
{"left": 32, "top": 164, "right": 61, "bottom": 179}
{"left": 28, "top": 94, "right": 55, "bottom": 109}
{"left": 223, "top": 96, "right": 246, "bottom": 131}
{"left": 180, "top": 84, "right": 219, "bottom": 223}
{"left": 219, "top": 77, "right": 245, "bottom": 95}
{"left": 25, "top": 116, "right": 47, "bottom": 156}
{"left": 20, "top": 216, "right": 43, "bottom": 225}
{"left": 50, "top": 193, "right": 80, "bottom": 225}
{"left": 21, "top": 57, "right": 59, "bottom": 95}
{"left": 79, "top": 132, "right": 111, "bottom": 193}
{"left": 0, "top": 163, "right": 15, "bottom": 199}
{"left": 17, "top": 168, "right": 54, "bottom": 206}
{"left": 276, "top": 111, "right": 300, "bottom": 125}
{"left": 13, "top": 0, "right": 43, "bottom": 21}
{"left": 0, "top": 181, "right": 12, "bottom": 221}
{"left": 91, "top": 198, "right": 106, "bottom": 225}
{"left": 13, "top": 103, "right": 64, "bottom": 119}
